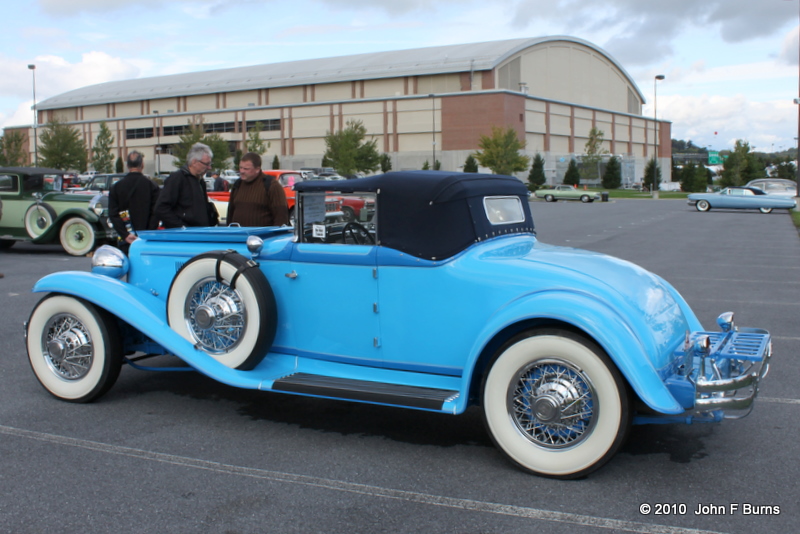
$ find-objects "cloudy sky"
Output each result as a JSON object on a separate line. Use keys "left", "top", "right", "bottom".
{"left": 1, "top": 0, "right": 798, "bottom": 153}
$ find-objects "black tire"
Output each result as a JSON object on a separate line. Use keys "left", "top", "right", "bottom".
{"left": 580, "top": 195, "right": 590, "bottom": 203}
{"left": 759, "top": 207, "right": 773, "bottom": 214}
{"left": 341, "top": 206, "right": 355, "bottom": 223}
{"left": 544, "top": 195, "right": 555, "bottom": 202}
{"left": 26, "top": 294, "right": 122, "bottom": 403}
{"left": 59, "top": 217, "right": 96, "bottom": 256}
{"left": 0, "top": 239, "right": 15, "bottom": 249}
{"left": 696, "top": 200, "right": 711, "bottom": 212}
{"left": 482, "top": 329, "right": 631, "bottom": 479}
{"left": 167, "top": 251, "right": 277, "bottom": 370}
{"left": 25, "top": 203, "right": 57, "bottom": 239}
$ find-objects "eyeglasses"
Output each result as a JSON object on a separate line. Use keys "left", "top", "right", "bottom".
{"left": 199, "top": 160, "right": 213, "bottom": 167}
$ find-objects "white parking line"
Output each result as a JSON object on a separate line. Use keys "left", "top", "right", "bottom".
{"left": 0, "top": 424, "right": 722, "bottom": 534}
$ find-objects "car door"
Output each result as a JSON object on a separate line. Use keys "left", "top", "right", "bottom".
{"left": 287, "top": 192, "right": 381, "bottom": 365}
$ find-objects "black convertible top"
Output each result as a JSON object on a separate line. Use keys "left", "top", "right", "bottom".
{"left": 295, "top": 170, "right": 535, "bottom": 260}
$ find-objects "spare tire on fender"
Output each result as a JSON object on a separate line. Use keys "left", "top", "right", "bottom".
{"left": 167, "top": 250, "right": 277, "bottom": 370}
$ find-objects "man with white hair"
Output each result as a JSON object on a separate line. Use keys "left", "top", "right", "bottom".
{"left": 155, "top": 142, "right": 219, "bottom": 228}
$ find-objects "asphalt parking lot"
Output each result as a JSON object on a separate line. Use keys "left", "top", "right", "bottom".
{"left": 0, "top": 198, "right": 797, "bottom": 534}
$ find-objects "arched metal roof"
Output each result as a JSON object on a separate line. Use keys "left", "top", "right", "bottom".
{"left": 38, "top": 36, "right": 643, "bottom": 110}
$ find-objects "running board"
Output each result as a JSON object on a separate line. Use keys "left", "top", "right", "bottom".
{"left": 272, "top": 373, "right": 459, "bottom": 410}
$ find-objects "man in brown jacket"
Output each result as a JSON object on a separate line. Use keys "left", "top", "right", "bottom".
{"left": 227, "top": 152, "right": 289, "bottom": 227}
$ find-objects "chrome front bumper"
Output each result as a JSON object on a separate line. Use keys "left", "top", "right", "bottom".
{"left": 675, "top": 313, "right": 772, "bottom": 419}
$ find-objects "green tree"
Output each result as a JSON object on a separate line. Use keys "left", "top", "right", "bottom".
{"left": 601, "top": 156, "right": 622, "bottom": 189}
{"left": 563, "top": 158, "right": 580, "bottom": 186}
{"left": 203, "top": 134, "right": 232, "bottom": 172}
{"left": 172, "top": 121, "right": 230, "bottom": 171}
{"left": 582, "top": 127, "right": 608, "bottom": 183}
{"left": 38, "top": 117, "right": 88, "bottom": 171}
{"left": 115, "top": 156, "right": 124, "bottom": 173}
{"left": 433, "top": 159, "right": 441, "bottom": 171}
{"left": 246, "top": 122, "right": 269, "bottom": 155}
{"left": 528, "top": 153, "right": 546, "bottom": 190}
{"left": 463, "top": 154, "right": 478, "bottom": 173}
{"left": 473, "top": 126, "right": 530, "bottom": 175}
{"left": 773, "top": 159, "right": 797, "bottom": 181}
{"left": 679, "top": 161, "right": 707, "bottom": 193}
{"left": 323, "top": 119, "right": 380, "bottom": 176}
{"left": 321, "top": 154, "right": 333, "bottom": 168}
{"left": 0, "top": 130, "right": 28, "bottom": 166}
{"left": 421, "top": 160, "right": 430, "bottom": 170}
{"left": 272, "top": 155, "right": 280, "bottom": 169}
{"left": 720, "top": 140, "right": 762, "bottom": 187}
{"left": 643, "top": 157, "right": 662, "bottom": 192}
{"left": 380, "top": 153, "right": 392, "bottom": 173}
{"left": 91, "top": 121, "right": 115, "bottom": 173}
{"left": 172, "top": 121, "right": 206, "bottom": 168}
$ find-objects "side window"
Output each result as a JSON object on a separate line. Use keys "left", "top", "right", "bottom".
{"left": 484, "top": 196, "right": 525, "bottom": 225}
{"left": 0, "top": 174, "right": 19, "bottom": 193}
{"left": 298, "top": 191, "right": 377, "bottom": 245}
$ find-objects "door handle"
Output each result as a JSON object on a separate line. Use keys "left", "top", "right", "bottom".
{"left": 285, "top": 270, "right": 298, "bottom": 279}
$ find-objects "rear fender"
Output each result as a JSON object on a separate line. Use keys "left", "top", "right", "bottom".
{"left": 31, "top": 271, "right": 262, "bottom": 389}
{"left": 464, "top": 289, "right": 685, "bottom": 415}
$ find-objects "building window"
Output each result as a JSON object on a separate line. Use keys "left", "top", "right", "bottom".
{"left": 163, "top": 125, "right": 188, "bottom": 136}
{"left": 205, "top": 122, "right": 236, "bottom": 133}
{"left": 126, "top": 128, "right": 154, "bottom": 140}
{"left": 245, "top": 119, "right": 281, "bottom": 132}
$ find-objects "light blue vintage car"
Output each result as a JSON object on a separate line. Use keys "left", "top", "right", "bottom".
{"left": 687, "top": 186, "right": 796, "bottom": 213}
{"left": 25, "top": 171, "right": 771, "bottom": 478}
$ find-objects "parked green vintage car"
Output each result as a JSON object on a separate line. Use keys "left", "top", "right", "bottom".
{"left": 534, "top": 184, "right": 600, "bottom": 203}
{"left": 0, "top": 167, "right": 114, "bottom": 255}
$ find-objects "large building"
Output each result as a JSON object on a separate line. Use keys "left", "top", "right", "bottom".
{"left": 13, "top": 36, "right": 671, "bottom": 183}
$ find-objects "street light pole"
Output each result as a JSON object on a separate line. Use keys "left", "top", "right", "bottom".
{"left": 653, "top": 74, "right": 665, "bottom": 198}
{"left": 28, "top": 64, "right": 37, "bottom": 166}
{"left": 154, "top": 110, "right": 160, "bottom": 175}
{"left": 429, "top": 94, "right": 436, "bottom": 169}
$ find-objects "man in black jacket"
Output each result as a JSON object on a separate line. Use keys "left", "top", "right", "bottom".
{"left": 108, "top": 151, "right": 160, "bottom": 251}
{"left": 155, "top": 143, "right": 219, "bottom": 228}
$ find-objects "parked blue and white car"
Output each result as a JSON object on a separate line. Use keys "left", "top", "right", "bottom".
{"left": 688, "top": 186, "right": 796, "bottom": 213}
{"left": 25, "top": 171, "right": 772, "bottom": 478}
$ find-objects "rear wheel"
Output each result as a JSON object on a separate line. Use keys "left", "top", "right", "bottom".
{"left": 696, "top": 200, "right": 711, "bottom": 212}
{"left": 0, "top": 239, "right": 15, "bottom": 249}
{"left": 26, "top": 295, "right": 122, "bottom": 402}
{"left": 482, "top": 329, "right": 630, "bottom": 479}
{"left": 580, "top": 195, "right": 591, "bottom": 203}
{"left": 25, "top": 203, "right": 56, "bottom": 239}
{"left": 759, "top": 207, "right": 773, "bottom": 214}
{"left": 59, "top": 217, "right": 96, "bottom": 256}
{"left": 544, "top": 195, "right": 555, "bottom": 202}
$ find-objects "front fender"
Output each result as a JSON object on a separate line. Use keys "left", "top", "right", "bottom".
{"left": 33, "top": 209, "right": 101, "bottom": 244}
{"left": 465, "top": 289, "right": 685, "bottom": 414}
{"left": 31, "top": 271, "right": 264, "bottom": 390}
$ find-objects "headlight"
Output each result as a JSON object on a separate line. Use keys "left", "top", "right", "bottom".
{"left": 91, "top": 245, "right": 129, "bottom": 279}
{"left": 89, "top": 193, "right": 108, "bottom": 216}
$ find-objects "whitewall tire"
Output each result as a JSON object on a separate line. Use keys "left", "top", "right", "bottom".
{"left": 26, "top": 295, "right": 122, "bottom": 403}
{"left": 59, "top": 217, "right": 96, "bottom": 256}
{"left": 167, "top": 251, "right": 277, "bottom": 370}
{"left": 483, "top": 329, "right": 630, "bottom": 479}
{"left": 25, "top": 204, "right": 56, "bottom": 239}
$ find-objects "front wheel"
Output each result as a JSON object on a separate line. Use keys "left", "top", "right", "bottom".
{"left": 759, "top": 207, "right": 773, "bottom": 214}
{"left": 482, "top": 329, "right": 630, "bottom": 479}
{"left": 580, "top": 195, "right": 591, "bottom": 203}
{"left": 59, "top": 217, "right": 96, "bottom": 256}
{"left": 26, "top": 295, "right": 122, "bottom": 402}
{"left": 544, "top": 195, "right": 555, "bottom": 202}
{"left": 696, "top": 200, "right": 711, "bottom": 212}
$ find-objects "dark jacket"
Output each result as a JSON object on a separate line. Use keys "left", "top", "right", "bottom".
{"left": 155, "top": 167, "right": 219, "bottom": 228}
{"left": 108, "top": 172, "right": 160, "bottom": 239}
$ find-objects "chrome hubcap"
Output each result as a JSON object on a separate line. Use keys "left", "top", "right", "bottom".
{"left": 42, "top": 314, "right": 93, "bottom": 379}
{"left": 509, "top": 359, "right": 596, "bottom": 449}
{"left": 184, "top": 279, "right": 246, "bottom": 354}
